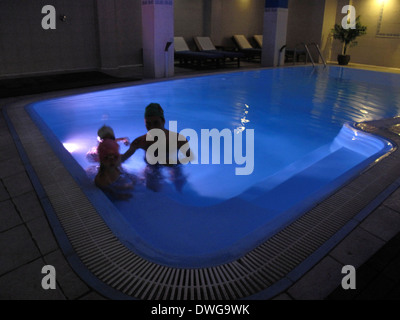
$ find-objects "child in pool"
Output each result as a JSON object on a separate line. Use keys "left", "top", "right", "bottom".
{"left": 86, "top": 125, "right": 130, "bottom": 162}
{"left": 95, "top": 139, "right": 136, "bottom": 201}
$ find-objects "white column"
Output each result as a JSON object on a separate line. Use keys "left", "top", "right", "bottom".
{"left": 262, "top": 0, "right": 289, "bottom": 67}
{"left": 141, "top": 0, "right": 174, "bottom": 79}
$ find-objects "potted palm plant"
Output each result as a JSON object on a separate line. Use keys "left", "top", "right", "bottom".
{"left": 332, "top": 16, "right": 367, "bottom": 65}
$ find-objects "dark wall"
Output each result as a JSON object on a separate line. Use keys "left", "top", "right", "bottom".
{"left": 0, "top": 0, "right": 142, "bottom": 78}
{"left": 174, "top": 0, "right": 265, "bottom": 50}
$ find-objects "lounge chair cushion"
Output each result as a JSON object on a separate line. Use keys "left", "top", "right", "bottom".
{"left": 174, "top": 37, "right": 191, "bottom": 52}
{"left": 253, "top": 35, "right": 263, "bottom": 48}
{"left": 194, "top": 37, "right": 217, "bottom": 51}
{"left": 233, "top": 35, "right": 254, "bottom": 50}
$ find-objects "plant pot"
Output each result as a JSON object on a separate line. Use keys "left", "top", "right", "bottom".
{"left": 337, "top": 54, "right": 350, "bottom": 65}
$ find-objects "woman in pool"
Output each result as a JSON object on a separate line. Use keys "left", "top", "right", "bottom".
{"left": 121, "top": 103, "right": 192, "bottom": 192}
{"left": 95, "top": 139, "right": 136, "bottom": 200}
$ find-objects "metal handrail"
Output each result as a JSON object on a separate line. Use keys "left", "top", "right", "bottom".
{"left": 293, "top": 43, "right": 311, "bottom": 66}
{"left": 303, "top": 44, "right": 315, "bottom": 67}
{"left": 291, "top": 42, "right": 327, "bottom": 68}
{"left": 308, "top": 42, "right": 327, "bottom": 68}
{"left": 278, "top": 45, "right": 286, "bottom": 67}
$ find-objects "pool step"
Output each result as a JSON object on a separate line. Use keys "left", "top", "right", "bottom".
{"left": 240, "top": 147, "right": 366, "bottom": 212}
{"left": 239, "top": 143, "right": 333, "bottom": 203}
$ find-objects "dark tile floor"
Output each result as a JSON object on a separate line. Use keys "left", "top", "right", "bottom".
{"left": 327, "top": 225, "right": 400, "bottom": 300}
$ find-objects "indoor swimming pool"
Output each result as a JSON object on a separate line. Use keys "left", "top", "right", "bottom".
{"left": 28, "top": 65, "right": 400, "bottom": 269}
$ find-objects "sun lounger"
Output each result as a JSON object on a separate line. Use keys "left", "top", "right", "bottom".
{"left": 232, "top": 35, "right": 262, "bottom": 60}
{"left": 253, "top": 35, "right": 263, "bottom": 48}
{"left": 193, "top": 36, "right": 244, "bottom": 67}
{"left": 174, "top": 37, "right": 223, "bottom": 68}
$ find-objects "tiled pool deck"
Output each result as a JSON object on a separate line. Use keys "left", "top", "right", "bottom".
{"left": 1, "top": 63, "right": 400, "bottom": 300}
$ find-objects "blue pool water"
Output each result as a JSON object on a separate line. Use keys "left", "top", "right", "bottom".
{"left": 29, "top": 66, "right": 400, "bottom": 268}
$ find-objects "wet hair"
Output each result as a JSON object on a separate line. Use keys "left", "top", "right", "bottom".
{"left": 97, "top": 125, "right": 115, "bottom": 140}
{"left": 144, "top": 103, "right": 165, "bottom": 120}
